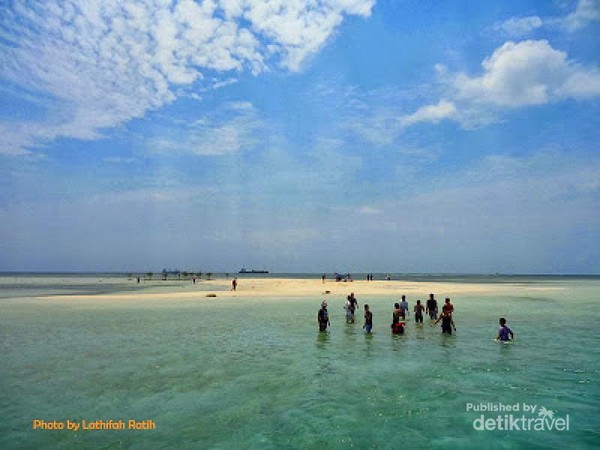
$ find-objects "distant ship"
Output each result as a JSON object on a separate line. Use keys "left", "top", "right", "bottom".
{"left": 239, "top": 268, "right": 269, "bottom": 274}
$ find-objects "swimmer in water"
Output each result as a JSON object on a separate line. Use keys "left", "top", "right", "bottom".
{"left": 392, "top": 303, "right": 402, "bottom": 325}
{"left": 442, "top": 297, "right": 454, "bottom": 315}
{"left": 496, "top": 317, "right": 514, "bottom": 341}
{"left": 414, "top": 299, "right": 424, "bottom": 324}
{"left": 434, "top": 310, "right": 456, "bottom": 335}
{"left": 318, "top": 301, "right": 330, "bottom": 332}
{"left": 348, "top": 292, "right": 358, "bottom": 318}
{"left": 391, "top": 303, "right": 405, "bottom": 334}
{"left": 400, "top": 295, "right": 409, "bottom": 320}
{"left": 363, "top": 304, "right": 373, "bottom": 334}
{"left": 426, "top": 293, "right": 438, "bottom": 320}
{"left": 344, "top": 298, "right": 354, "bottom": 323}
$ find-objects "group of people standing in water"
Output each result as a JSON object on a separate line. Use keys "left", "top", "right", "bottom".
{"left": 317, "top": 293, "right": 514, "bottom": 341}
{"left": 317, "top": 292, "right": 456, "bottom": 335}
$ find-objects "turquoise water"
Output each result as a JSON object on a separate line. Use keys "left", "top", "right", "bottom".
{"left": 0, "top": 276, "right": 598, "bottom": 449}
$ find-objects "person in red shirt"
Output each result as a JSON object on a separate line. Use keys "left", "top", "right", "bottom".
{"left": 442, "top": 297, "right": 454, "bottom": 315}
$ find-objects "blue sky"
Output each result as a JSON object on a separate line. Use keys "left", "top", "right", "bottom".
{"left": 1, "top": 0, "right": 599, "bottom": 273}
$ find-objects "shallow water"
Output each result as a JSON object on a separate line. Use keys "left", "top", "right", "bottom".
{"left": 0, "top": 276, "right": 598, "bottom": 449}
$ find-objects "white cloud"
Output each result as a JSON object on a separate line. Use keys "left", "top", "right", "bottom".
{"left": 348, "top": 108, "right": 402, "bottom": 145}
{"left": 495, "top": 15, "right": 543, "bottom": 37}
{"left": 452, "top": 40, "right": 600, "bottom": 108}
{"left": 147, "top": 101, "right": 262, "bottom": 155}
{"left": 307, "top": 37, "right": 599, "bottom": 139}
{"left": 335, "top": 151, "right": 600, "bottom": 273}
{"left": 358, "top": 206, "right": 382, "bottom": 215}
{"left": 560, "top": 0, "right": 600, "bottom": 31}
{"left": 242, "top": 0, "right": 374, "bottom": 71}
{"left": 395, "top": 2, "right": 600, "bottom": 132}
{"left": 399, "top": 99, "right": 457, "bottom": 127}
{"left": 211, "top": 78, "right": 239, "bottom": 90}
{"left": 0, "top": 0, "right": 375, "bottom": 155}
{"left": 496, "top": 1, "right": 600, "bottom": 37}
{"left": 89, "top": 186, "right": 217, "bottom": 205}
{"left": 308, "top": 80, "right": 440, "bottom": 145}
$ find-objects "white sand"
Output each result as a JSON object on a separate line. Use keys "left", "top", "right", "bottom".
{"left": 35, "top": 277, "right": 563, "bottom": 304}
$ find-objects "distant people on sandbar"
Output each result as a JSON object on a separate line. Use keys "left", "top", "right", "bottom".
{"left": 400, "top": 295, "right": 409, "bottom": 320}
{"left": 335, "top": 273, "right": 352, "bottom": 282}
{"left": 414, "top": 300, "right": 424, "bottom": 324}
{"left": 363, "top": 304, "right": 373, "bottom": 334}
{"left": 391, "top": 303, "right": 405, "bottom": 334}
{"left": 496, "top": 317, "right": 514, "bottom": 342}
{"left": 322, "top": 274, "right": 326, "bottom": 283}
{"left": 434, "top": 311, "right": 456, "bottom": 335}
{"left": 386, "top": 274, "right": 391, "bottom": 280}
{"left": 426, "top": 293, "right": 438, "bottom": 320}
{"left": 231, "top": 278, "right": 238, "bottom": 291}
{"left": 442, "top": 297, "right": 454, "bottom": 315}
{"left": 318, "top": 301, "right": 330, "bottom": 332}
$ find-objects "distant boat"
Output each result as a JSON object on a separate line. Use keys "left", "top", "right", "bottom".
{"left": 239, "top": 268, "right": 269, "bottom": 274}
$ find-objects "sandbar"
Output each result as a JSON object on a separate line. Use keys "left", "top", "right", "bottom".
{"left": 31, "top": 277, "right": 563, "bottom": 305}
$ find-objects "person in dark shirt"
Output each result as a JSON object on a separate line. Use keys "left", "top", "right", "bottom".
{"left": 392, "top": 303, "right": 402, "bottom": 325}
{"left": 434, "top": 311, "right": 456, "bottom": 335}
{"left": 496, "top": 317, "right": 514, "bottom": 341}
{"left": 426, "top": 293, "right": 438, "bottom": 320}
{"left": 363, "top": 304, "right": 373, "bottom": 334}
{"left": 414, "top": 299, "right": 425, "bottom": 324}
{"left": 317, "top": 301, "right": 330, "bottom": 332}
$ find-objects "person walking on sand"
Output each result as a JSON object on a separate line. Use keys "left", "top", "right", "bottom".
{"left": 231, "top": 278, "right": 238, "bottom": 291}
{"left": 426, "top": 293, "right": 438, "bottom": 320}
{"left": 363, "top": 304, "right": 373, "bottom": 334}
{"left": 414, "top": 300, "right": 424, "bottom": 324}
{"left": 318, "top": 301, "right": 331, "bottom": 332}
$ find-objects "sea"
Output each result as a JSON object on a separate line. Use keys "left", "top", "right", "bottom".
{"left": 0, "top": 273, "right": 598, "bottom": 449}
